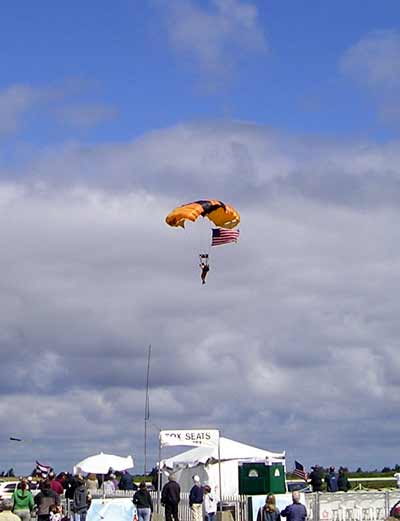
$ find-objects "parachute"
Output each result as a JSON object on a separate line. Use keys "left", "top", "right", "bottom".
{"left": 165, "top": 200, "right": 240, "bottom": 229}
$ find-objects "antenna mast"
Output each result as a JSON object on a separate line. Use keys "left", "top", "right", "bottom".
{"left": 144, "top": 344, "right": 151, "bottom": 476}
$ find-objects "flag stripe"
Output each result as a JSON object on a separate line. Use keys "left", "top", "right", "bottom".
{"left": 211, "top": 228, "right": 240, "bottom": 246}
{"left": 293, "top": 461, "right": 308, "bottom": 481}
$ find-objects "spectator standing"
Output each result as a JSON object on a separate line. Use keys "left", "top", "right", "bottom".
{"left": 161, "top": 474, "right": 180, "bottom": 521}
{"left": 49, "top": 474, "right": 64, "bottom": 496}
{"left": 103, "top": 478, "right": 115, "bottom": 495}
{"left": 65, "top": 475, "right": 81, "bottom": 501}
{"left": 12, "top": 480, "right": 34, "bottom": 521}
{"left": 394, "top": 472, "right": 400, "bottom": 489}
{"left": 119, "top": 471, "right": 135, "bottom": 491}
{"left": 0, "top": 500, "right": 20, "bottom": 521}
{"left": 34, "top": 480, "right": 60, "bottom": 521}
{"left": 72, "top": 476, "right": 90, "bottom": 521}
{"left": 256, "top": 494, "right": 281, "bottom": 521}
{"left": 85, "top": 475, "right": 98, "bottom": 492}
{"left": 133, "top": 481, "right": 153, "bottom": 521}
{"left": 203, "top": 486, "right": 217, "bottom": 521}
{"left": 325, "top": 467, "right": 339, "bottom": 492}
{"left": 189, "top": 475, "right": 203, "bottom": 521}
{"left": 337, "top": 468, "right": 351, "bottom": 492}
{"left": 280, "top": 491, "right": 307, "bottom": 521}
{"left": 309, "top": 466, "right": 323, "bottom": 493}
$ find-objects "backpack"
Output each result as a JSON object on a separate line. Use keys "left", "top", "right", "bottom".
{"left": 73, "top": 485, "right": 89, "bottom": 512}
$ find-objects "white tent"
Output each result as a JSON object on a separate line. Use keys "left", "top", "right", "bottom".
{"left": 160, "top": 437, "right": 285, "bottom": 496}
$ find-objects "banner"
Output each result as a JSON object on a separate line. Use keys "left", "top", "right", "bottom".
{"left": 160, "top": 429, "right": 219, "bottom": 448}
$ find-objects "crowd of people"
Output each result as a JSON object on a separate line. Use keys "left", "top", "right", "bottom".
{"left": 308, "top": 466, "right": 351, "bottom": 492}
{"left": 0, "top": 466, "right": 139, "bottom": 521}
{"left": 160, "top": 474, "right": 217, "bottom": 521}
{"left": 256, "top": 491, "right": 307, "bottom": 521}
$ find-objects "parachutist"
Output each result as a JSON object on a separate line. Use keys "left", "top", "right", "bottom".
{"left": 199, "top": 254, "right": 210, "bottom": 285}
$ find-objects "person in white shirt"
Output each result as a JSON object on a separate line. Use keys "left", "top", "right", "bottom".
{"left": 203, "top": 485, "right": 216, "bottom": 521}
{"left": 394, "top": 473, "right": 400, "bottom": 488}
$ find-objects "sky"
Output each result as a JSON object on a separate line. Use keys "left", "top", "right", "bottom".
{"left": 1, "top": 0, "right": 400, "bottom": 475}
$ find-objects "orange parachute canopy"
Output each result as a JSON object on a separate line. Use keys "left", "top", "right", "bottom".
{"left": 165, "top": 200, "right": 240, "bottom": 229}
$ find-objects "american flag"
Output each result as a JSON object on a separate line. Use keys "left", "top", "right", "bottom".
{"left": 211, "top": 228, "right": 240, "bottom": 246}
{"left": 293, "top": 461, "right": 308, "bottom": 481}
{"left": 35, "top": 460, "right": 51, "bottom": 477}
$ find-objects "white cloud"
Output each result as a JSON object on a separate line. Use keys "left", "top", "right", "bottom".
{"left": 340, "top": 30, "right": 400, "bottom": 123}
{"left": 340, "top": 30, "right": 400, "bottom": 89}
{"left": 0, "top": 85, "right": 39, "bottom": 135}
{"left": 0, "top": 81, "right": 118, "bottom": 138}
{"left": 2, "top": 121, "right": 400, "bottom": 472}
{"left": 158, "top": 0, "right": 267, "bottom": 82}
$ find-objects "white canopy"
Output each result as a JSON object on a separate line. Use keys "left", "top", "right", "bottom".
{"left": 74, "top": 452, "right": 134, "bottom": 475}
{"left": 161, "top": 436, "right": 285, "bottom": 468}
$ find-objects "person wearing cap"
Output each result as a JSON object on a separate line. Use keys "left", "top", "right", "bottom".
{"left": 280, "top": 492, "right": 306, "bottom": 521}
{"left": 309, "top": 466, "right": 323, "bottom": 493}
{"left": 0, "top": 500, "right": 22, "bottom": 521}
{"left": 189, "top": 476, "right": 203, "bottom": 521}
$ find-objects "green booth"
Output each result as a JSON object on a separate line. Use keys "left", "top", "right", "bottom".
{"left": 238, "top": 461, "right": 286, "bottom": 495}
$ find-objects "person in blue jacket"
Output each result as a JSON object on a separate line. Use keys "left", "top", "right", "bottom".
{"left": 325, "top": 467, "right": 339, "bottom": 492}
{"left": 280, "top": 491, "right": 307, "bottom": 521}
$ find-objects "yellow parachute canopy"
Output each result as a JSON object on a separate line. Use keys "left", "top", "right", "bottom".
{"left": 165, "top": 200, "right": 240, "bottom": 229}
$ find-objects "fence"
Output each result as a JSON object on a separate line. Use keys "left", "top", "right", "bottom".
{"left": 89, "top": 491, "right": 247, "bottom": 521}
{"left": 88, "top": 489, "right": 400, "bottom": 521}
{"left": 305, "top": 491, "right": 400, "bottom": 521}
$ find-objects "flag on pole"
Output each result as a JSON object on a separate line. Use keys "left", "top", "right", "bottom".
{"left": 293, "top": 461, "right": 308, "bottom": 481}
{"left": 35, "top": 460, "right": 51, "bottom": 477}
{"left": 211, "top": 228, "right": 240, "bottom": 246}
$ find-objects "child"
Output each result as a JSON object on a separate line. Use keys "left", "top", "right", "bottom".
{"left": 49, "top": 504, "right": 62, "bottom": 521}
{"left": 203, "top": 485, "right": 216, "bottom": 521}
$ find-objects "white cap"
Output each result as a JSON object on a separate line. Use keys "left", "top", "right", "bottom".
{"left": 193, "top": 475, "right": 200, "bottom": 483}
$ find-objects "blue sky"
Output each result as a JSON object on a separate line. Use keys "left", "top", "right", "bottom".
{"left": 1, "top": 0, "right": 400, "bottom": 475}
{"left": 1, "top": 0, "right": 399, "bottom": 144}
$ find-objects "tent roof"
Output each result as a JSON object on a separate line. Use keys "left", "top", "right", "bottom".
{"left": 161, "top": 437, "right": 285, "bottom": 468}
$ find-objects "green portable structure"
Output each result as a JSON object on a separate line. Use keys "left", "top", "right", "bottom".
{"left": 238, "top": 462, "right": 286, "bottom": 495}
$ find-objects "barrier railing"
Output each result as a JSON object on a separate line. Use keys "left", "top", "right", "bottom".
{"left": 87, "top": 489, "right": 400, "bottom": 521}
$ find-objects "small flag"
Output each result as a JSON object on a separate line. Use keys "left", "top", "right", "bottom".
{"left": 35, "top": 460, "right": 51, "bottom": 476}
{"left": 293, "top": 461, "right": 308, "bottom": 481}
{"left": 211, "top": 228, "right": 240, "bottom": 247}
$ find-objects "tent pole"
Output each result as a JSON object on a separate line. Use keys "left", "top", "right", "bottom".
{"left": 157, "top": 433, "right": 162, "bottom": 514}
{"left": 218, "top": 433, "right": 222, "bottom": 516}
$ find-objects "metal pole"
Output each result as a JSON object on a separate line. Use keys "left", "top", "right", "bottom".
{"left": 218, "top": 433, "right": 223, "bottom": 516}
{"left": 144, "top": 344, "right": 151, "bottom": 476}
{"left": 157, "top": 434, "right": 162, "bottom": 514}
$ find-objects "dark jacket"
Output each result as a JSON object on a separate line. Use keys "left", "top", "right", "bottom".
{"left": 257, "top": 506, "right": 281, "bottom": 521}
{"left": 34, "top": 488, "right": 60, "bottom": 516}
{"left": 280, "top": 503, "right": 307, "bottom": 521}
{"left": 325, "top": 472, "right": 339, "bottom": 492}
{"left": 73, "top": 484, "right": 89, "bottom": 513}
{"left": 119, "top": 472, "right": 136, "bottom": 491}
{"left": 189, "top": 485, "right": 203, "bottom": 506}
{"left": 133, "top": 489, "right": 153, "bottom": 511}
{"left": 309, "top": 469, "right": 323, "bottom": 492}
{"left": 161, "top": 480, "right": 181, "bottom": 506}
{"left": 337, "top": 473, "right": 350, "bottom": 492}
